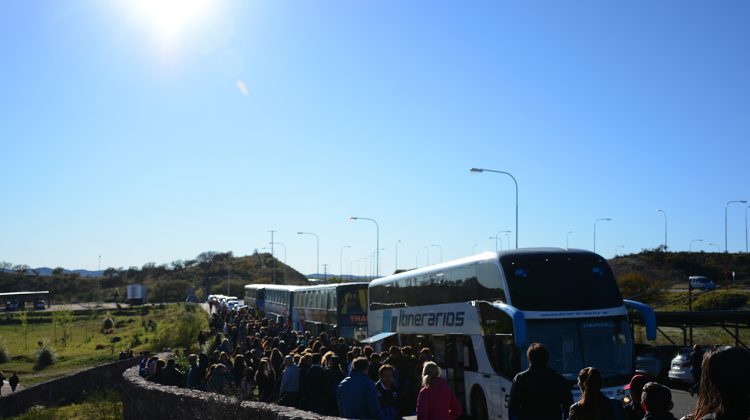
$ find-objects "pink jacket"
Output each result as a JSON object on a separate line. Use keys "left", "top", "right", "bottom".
{"left": 416, "top": 377, "right": 463, "bottom": 420}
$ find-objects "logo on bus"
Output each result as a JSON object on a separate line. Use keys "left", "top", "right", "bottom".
{"left": 349, "top": 314, "right": 367, "bottom": 323}
{"left": 398, "top": 309, "right": 465, "bottom": 327}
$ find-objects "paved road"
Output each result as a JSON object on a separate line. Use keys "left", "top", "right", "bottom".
{"left": 671, "top": 387, "right": 696, "bottom": 418}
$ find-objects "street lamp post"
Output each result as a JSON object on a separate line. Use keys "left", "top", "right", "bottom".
{"left": 424, "top": 247, "right": 430, "bottom": 266}
{"left": 657, "top": 209, "right": 667, "bottom": 251}
{"left": 269, "top": 230, "right": 276, "bottom": 284}
{"left": 566, "top": 231, "right": 573, "bottom": 249}
{"left": 431, "top": 244, "right": 443, "bottom": 263}
{"left": 593, "top": 218, "right": 611, "bottom": 253}
{"left": 297, "top": 231, "right": 319, "bottom": 279}
{"left": 395, "top": 240, "right": 401, "bottom": 273}
{"left": 490, "top": 235, "right": 501, "bottom": 251}
{"left": 274, "top": 242, "right": 287, "bottom": 283}
{"left": 725, "top": 200, "right": 747, "bottom": 252}
{"left": 689, "top": 239, "right": 703, "bottom": 252}
{"left": 724, "top": 200, "right": 747, "bottom": 289}
{"left": 708, "top": 243, "right": 720, "bottom": 252}
{"left": 348, "top": 216, "right": 380, "bottom": 278}
{"left": 615, "top": 245, "right": 625, "bottom": 257}
{"left": 746, "top": 206, "right": 750, "bottom": 253}
{"left": 470, "top": 168, "right": 519, "bottom": 248}
{"left": 340, "top": 245, "right": 351, "bottom": 281}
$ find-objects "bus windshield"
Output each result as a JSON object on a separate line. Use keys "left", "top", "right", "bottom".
{"left": 500, "top": 252, "right": 623, "bottom": 311}
{"left": 526, "top": 317, "right": 631, "bottom": 382}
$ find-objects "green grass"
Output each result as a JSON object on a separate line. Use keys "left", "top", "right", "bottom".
{"left": 12, "top": 390, "right": 122, "bottom": 420}
{"left": 650, "top": 289, "right": 750, "bottom": 311}
{"left": 0, "top": 303, "right": 208, "bottom": 386}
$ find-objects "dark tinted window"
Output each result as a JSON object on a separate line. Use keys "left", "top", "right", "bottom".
{"left": 338, "top": 285, "right": 368, "bottom": 314}
{"left": 369, "top": 261, "right": 504, "bottom": 310}
{"left": 501, "top": 252, "right": 622, "bottom": 311}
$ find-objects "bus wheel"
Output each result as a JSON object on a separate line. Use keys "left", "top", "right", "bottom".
{"left": 471, "top": 388, "right": 489, "bottom": 420}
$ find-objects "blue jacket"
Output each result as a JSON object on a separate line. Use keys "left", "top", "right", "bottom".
{"left": 337, "top": 370, "right": 383, "bottom": 420}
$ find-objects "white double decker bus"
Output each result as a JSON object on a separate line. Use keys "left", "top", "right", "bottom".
{"left": 366, "top": 248, "right": 656, "bottom": 420}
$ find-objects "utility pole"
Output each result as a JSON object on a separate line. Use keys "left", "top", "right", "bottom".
{"left": 322, "top": 264, "right": 329, "bottom": 283}
{"left": 269, "top": 230, "right": 276, "bottom": 284}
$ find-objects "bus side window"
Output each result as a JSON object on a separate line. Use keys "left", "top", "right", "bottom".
{"left": 485, "top": 335, "right": 519, "bottom": 377}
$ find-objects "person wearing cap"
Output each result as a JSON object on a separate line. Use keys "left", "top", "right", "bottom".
{"left": 624, "top": 373, "right": 652, "bottom": 420}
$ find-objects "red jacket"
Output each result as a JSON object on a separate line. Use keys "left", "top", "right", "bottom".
{"left": 416, "top": 377, "right": 463, "bottom": 420}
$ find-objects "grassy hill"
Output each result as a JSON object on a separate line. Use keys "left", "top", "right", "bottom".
{"left": 609, "top": 249, "right": 750, "bottom": 311}
{"left": 0, "top": 251, "right": 308, "bottom": 304}
{"left": 610, "top": 249, "right": 750, "bottom": 289}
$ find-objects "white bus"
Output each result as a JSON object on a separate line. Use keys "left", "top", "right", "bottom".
{"left": 254, "top": 284, "right": 298, "bottom": 325}
{"left": 366, "top": 248, "right": 656, "bottom": 420}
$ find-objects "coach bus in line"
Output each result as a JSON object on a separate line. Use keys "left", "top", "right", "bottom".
{"left": 244, "top": 284, "right": 299, "bottom": 325}
{"left": 365, "top": 248, "right": 656, "bottom": 420}
{"left": 291, "top": 283, "right": 369, "bottom": 341}
{"left": 243, "top": 285, "right": 266, "bottom": 311}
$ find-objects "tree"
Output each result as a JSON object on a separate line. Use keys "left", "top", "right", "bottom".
{"left": 196, "top": 251, "right": 219, "bottom": 265}
{"left": 52, "top": 267, "right": 65, "bottom": 276}
{"left": 14, "top": 264, "right": 30, "bottom": 276}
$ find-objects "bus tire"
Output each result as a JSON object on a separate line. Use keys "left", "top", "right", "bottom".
{"left": 470, "top": 387, "right": 489, "bottom": 420}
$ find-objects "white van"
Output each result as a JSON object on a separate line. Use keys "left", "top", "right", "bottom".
{"left": 689, "top": 276, "right": 716, "bottom": 291}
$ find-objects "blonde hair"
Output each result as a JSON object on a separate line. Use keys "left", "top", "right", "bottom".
{"left": 421, "top": 361, "right": 441, "bottom": 387}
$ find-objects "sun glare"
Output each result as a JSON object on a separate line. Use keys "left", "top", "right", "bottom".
{"left": 121, "top": 0, "right": 219, "bottom": 51}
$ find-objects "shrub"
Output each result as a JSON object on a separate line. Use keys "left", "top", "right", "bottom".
{"left": 102, "top": 316, "right": 114, "bottom": 332}
{"left": 0, "top": 336, "right": 10, "bottom": 363}
{"left": 618, "top": 273, "right": 650, "bottom": 298}
{"left": 34, "top": 340, "right": 57, "bottom": 370}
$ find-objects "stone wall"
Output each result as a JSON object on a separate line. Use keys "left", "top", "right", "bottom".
{"left": 0, "top": 357, "right": 139, "bottom": 418}
{"left": 121, "top": 365, "right": 341, "bottom": 420}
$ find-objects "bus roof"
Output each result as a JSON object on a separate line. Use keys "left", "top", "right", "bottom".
{"left": 369, "top": 248, "right": 603, "bottom": 289}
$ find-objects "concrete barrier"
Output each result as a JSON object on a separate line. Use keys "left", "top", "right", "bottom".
{"left": 121, "top": 365, "right": 342, "bottom": 420}
{"left": 0, "top": 357, "right": 139, "bottom": 418}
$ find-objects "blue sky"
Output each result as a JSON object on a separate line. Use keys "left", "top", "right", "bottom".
{"left": 1, "top": 1, "right": 749, "bottom": 275}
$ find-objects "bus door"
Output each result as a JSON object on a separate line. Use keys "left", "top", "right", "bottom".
{"left": 446, "top": 334, "right": 466, "bottom": 410}
{"left": 435, "top": 334, "right": 475, "bottom": 411}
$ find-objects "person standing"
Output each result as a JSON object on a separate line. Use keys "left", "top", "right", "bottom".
{"left": 337, "top": 357, "right": 383, "bottom": 420}
{"left": 682, "top": 347, "right": 750, "bottom": 420}
{"left": 508, "top": 343, "right": 573, "bottom": 420}
{"left": 304, "top": 353, "right": 330, "bottom": 415}
{"left": 376, "top": 364, "right": 401, "bottom": 420}
{"left": 254, "top": 358, "right": 276, "bottom": 403}
{"left": 569, "top": 367, "right": 622, "bottom": 420}
{"left": 688, "top": 345, "right": 704, "bottom": 396}
{"left": 641, "top": 382, "right": 677, "bottom": 420}
{"left": 9, "top": 372, "right": 19, "bottom": 392}
{"left": 279, "top": 355, "right": 300, "bottom": 408}
{"left": 623, "top": 374, "right": 652, "bottom": 420}
{"left": 416, "top": 362, "right": 462, "bottom": 420}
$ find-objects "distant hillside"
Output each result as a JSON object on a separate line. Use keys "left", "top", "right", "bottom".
{"left": 0, "top": 251, "right": 308, "bottom": 303}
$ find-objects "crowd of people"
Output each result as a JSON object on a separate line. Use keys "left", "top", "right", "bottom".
{"left": 509, "top": 342, "right": 750, "bottom": 420}
{"left": 134, "top": 301, "right": 750, "bottom": 420}
{"left": 138, "top": 303, "right": 463, "bottom": 419}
